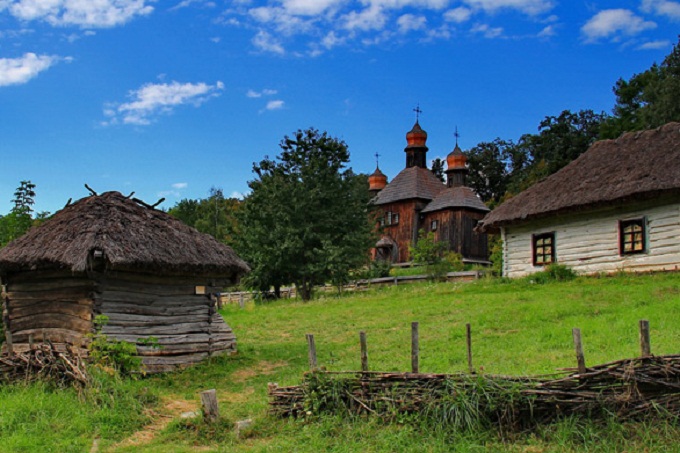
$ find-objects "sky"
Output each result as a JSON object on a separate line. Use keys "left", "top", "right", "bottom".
{"left": 1, "top": 0, "right": 678, "bottom": 215}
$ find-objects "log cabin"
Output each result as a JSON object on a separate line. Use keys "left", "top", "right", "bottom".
{"left": 369, "top": 120, "right": 489, "bottom": 264}
{"left": 477, "top": 122, "right": 680, "bottom": 278}
{"left": 0, "top": 191, "right": 250, "bottom": 372}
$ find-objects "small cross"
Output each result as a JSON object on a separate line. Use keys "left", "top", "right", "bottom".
{"left": 454, "top": 126, "right": 460, "bottom": 146}
{"left": 375, "top": 152, "right": 381, "bottom": 167}
{"left": 413, "top": 104, "right": 422, "bottom": 122}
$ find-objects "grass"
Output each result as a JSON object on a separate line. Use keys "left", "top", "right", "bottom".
{"left": 1, "top": 271, "right": 679, "bottom": 452}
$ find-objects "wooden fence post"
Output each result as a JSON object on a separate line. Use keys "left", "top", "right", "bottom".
{"left": 639, "top": 319, "right": 651, "bottom": 357}
{"left": 200, "top": 389, "right": 220, "bottom": 423}
{"left": 359, "top": 331, "right": 369, "bottom": 372}
{"left": 306, "top": 334, "right": 318, "bottom": 370}
{"left": 572, "top": 328, "right": 586, "bottom": 374}
{"left": 466, "top": 323, "right": 474, "bottom": 374}
{"left": 411, "top": 322, "right": 419, "bottom": 373}
{"left": 4, "top": 330, "right": 13, "bottom": 355}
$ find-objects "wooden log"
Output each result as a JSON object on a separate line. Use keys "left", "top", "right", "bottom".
{"left": 466, "top": 323, "right": 474, "bottom": 374}
{"left": 5, "top": 329, "right": 13, "bottom": 355}
{"left": 102, "top": 322, "right": 211, "bottom": 336}
{"left": 10, "top": 313, "right": 92, "bottom": 333}
{"left": 639, "top": 319, "right": 651, "bottom": 357}
{"left": 572, "top": 328, "right": 587, "bottom": 374}
{"left": 360, "top": 331, "right": 369, "bottom": 372}
{"left": 101, "top": 312, "right": 210, "bottom": 326}
{"left": 9, "top": 302, "right": 93, "bottom": 321}
{"left": 201, "top": 389, "right": 219, "bottom": 423}
{"left": 411, "top": 321, "right": 419, "bottom": 374}
{"left": 306, "top": 333, "right": 317, "bottom": 370}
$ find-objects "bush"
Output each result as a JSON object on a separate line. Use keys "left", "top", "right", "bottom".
{"left": 530, "top": 264, "right": 578, "bottom": 284}
{"left": 409, "top": 230, "right": 449, "bottom": 281}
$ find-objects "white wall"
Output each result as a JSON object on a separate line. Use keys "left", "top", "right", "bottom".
{"left": 502, "top": 202, "right": 680, "bottom": 278}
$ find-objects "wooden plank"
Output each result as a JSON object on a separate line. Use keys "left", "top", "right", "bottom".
{"left": 411, "top": 321, "right": 419, "bottom": 374}
{"left": 9, "top": 301, "right": 93, "bottom": 320}
{"left": 639, "top": 319, "right": 651, "bottom": 357}
{"left": 96, "top": 302, "right": 207, "bottom": 316}
{"left": 110, "top": 333, "right": 235, "bottom": 345}
{"left": 102, "top": 322, "right": 211, "bottom": 336}
{"left": 6, "top": 280, "right": 94, "bottom": 292}
{"left": 360, "top": 331, "right": 368, "bottom": 372}
{"left": 5, "top": 289, "right": 93, "bottom": 302}
{"left": 99, "top": 291, "right": 208, "bottom": 305}
{"left": 12, "top": 328, "right": 87, "bottom": 345}
{"left": 10, "top": 313, "right": 92, "bottom": 333}
{"left": 572, "top": 328, "right": 586, "bottom": 374}
{"left": 201, "top": 389, "right": 220, "bottom": 423}
{"left": 102, "top": 312, "right": 210, "bottom": 326}
{"left": 306, "top": 334, "right": 317, "bottom": 370}
{"left": 466, "top": 323, "right": 473, "bottom": 374}
{"left": 137, "top": 340, "right": 236, "bottom": 356}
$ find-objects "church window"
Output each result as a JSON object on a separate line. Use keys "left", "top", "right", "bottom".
{"left": 431, "top": 220, "right": 438, "bottom": 231}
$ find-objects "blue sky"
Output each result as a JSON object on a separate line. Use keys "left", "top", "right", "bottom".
{"left": 1, "top": 0, "right": 678, "bottom": 214}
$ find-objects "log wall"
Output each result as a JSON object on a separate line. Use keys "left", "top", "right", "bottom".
{"left": 1, "top": 270, "right": 95, "bottom": 354}
{"left": 96, "top": 272, "right": 237, "bottom": 373}
{"left": 502, "top": 202, "right": 680, "bottom": 278}
{"left": 423, "top": 210, "right": 488, "bottom": 261}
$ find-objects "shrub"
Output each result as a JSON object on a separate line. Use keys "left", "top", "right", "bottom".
{"left": 409, "top": 230, "right": 449, "bottom": 281}
{"left": 530, "top": 264, "right": 578, "bottom": 284}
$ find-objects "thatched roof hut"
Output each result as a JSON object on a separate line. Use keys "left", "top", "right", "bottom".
{"left": 0, "top": 191, "right": 250, "bottom": 372}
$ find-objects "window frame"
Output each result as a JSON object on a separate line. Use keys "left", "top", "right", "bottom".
{"left": 382, "top": 211, "right": 400, "bottom": 227}
{"left": 619, "top": 217, "right": 647, "bottom": 255}
{"left": 431, "top": 219, "right": 438, "bottom": 231}
{"left": 532, "top": 232, "right": 555, "bottom": 266}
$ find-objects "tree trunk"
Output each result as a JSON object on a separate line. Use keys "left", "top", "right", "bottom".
{"left": 297, "top": 280, "right": 313, "bottom": 301}
{"left": 273, "top": 285, "right": 281, "bottom": 299}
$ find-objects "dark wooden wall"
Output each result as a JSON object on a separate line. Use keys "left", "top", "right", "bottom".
{"left": 1, "top": 270, "right": 95, "bottom": 354}
{"left": 95, "top": 271, "right": 237, "bottom": 373}
{"left": 423, "top": 210, "right": 488, "bottom": 261}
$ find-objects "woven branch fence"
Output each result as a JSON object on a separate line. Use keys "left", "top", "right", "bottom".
{"left": 269, "top": 320, "right": 679, "bottom": 429}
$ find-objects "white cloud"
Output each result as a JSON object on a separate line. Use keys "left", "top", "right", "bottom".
{"left": 444, "top": 6, "right": 472, "bottom": 23}
{"left": 3, "top": 0, "right": 154, "bottom": 28}
{"left": 322, "top": 30, "right": 345, "bottom": 48}
{"left": 637, "top": 39, "right": 671, "bottom": 49}
{"left": 471, "top": 22, "right": 503, "bottom": 38}
{"left": 341, "top": 5, "right": 387, "bottom": 31}
{"left": 0, "top": 53, "right": 63, "bottom": 87}
{"left": 265, "top": 99, "right": 284, "bottom": 110}
{"left": 397, "top": 13, "right": 426, "bottom": 33}
{"left": 641, "top": 0, "right": 680, "bottom": 20}
{"left": 104, "top": 80, "right": 224, "bottom": 126}
{"left": 252, "top": 30, "right": 285, "bottom": 54}
{"left": 537, "top": 24, "right": 555, "bottom": 37}
{"left": 581, "top": 9, "right": 656, "bottom": 42}
{"left": 172, "top": 182, "right": 188, "bottom": 189}
{"left": 246, "top": 88, "right": 277, "bottom": 98}
{"left": 281, "top": 0, "right": 345, "bottom": 16}
{"left": 462, "top": 0, "right": 553, "bottom": 15}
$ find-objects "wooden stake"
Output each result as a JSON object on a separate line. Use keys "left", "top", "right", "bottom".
{"left": 4, "top": 330, "right": 13, "bottom": 355}
{"left": 200, "top": 389, "right": 220, "bottom": 423}
{"left": 572, "top": 328, "right": 586, "bottom": 374}
{"left": 466, "top": 323, "right": 474, "bottom": 374}
{"left": 306, "top": 333, "right": 318, "bottom": 370}
{"left": 411, "top": 322, "right": 419, "bottom": 373}
{"left": 360, "top": 331, "right": 369, "bottom": 372}
{"left": 639, "top": 319, "right": 651, "bottom": 357}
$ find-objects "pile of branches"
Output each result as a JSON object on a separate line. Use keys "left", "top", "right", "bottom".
{"left": 269, "top": 354, "right": 680, "bottom": 430}
{"left": 0, "top": 342, "right": 89, "bottom": 388}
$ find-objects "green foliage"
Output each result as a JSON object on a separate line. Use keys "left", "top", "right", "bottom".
{"left": 0, "top": 180, "right": 49, "bottom": 247}
{"left": 236, "top": 128, "right": 376, "bottom": 301}
{"left": 528, "top": 264, "right": 578, "bottom": 284}
{"left": 87, "top": 315, "right": 157, "bottom": 376}
{"left": 602, "top": 37, "right": 680, "bottom": 138}
{"left": 488, "top": 234, "right": 503, "bottom": 276}
{"left": 409, "top": 230, "right": 449, "bottom": 280}
{"left": 168, "top": 187, "right": 241, "bottom": 245}
{"left": 430, "top": 157, "right": 445, "bottom": 183}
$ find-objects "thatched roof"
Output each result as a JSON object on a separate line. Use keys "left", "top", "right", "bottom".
{"left": 371, "top": 166, "right": 444, "bottom": 205}
{"left": 478, "top": 122, "right": 680, "bottom": 232}
{"left": 0, "top": 191, "right": 250, "bottom": 278}
{"left": 421, "top": 186, "right": 489, "bottom": 214}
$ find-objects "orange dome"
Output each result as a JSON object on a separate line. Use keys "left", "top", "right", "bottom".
{"left": 406, "top": 121, "right": 427, "bottom": 148}
{"left": 447, "top": 144, "right": 466, "bottom": 170}
{"left": 368, "top": 167, "right": 387, "bottom": 191}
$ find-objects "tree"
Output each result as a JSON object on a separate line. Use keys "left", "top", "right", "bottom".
{"left": 0, "top": 180, "right": 44, "bottom": 247}
{"left": 466, "top": 138, "right": 518, "bottom": 205}
{"left": 602, "top": 37, "right": 680, "bottom": 138}
{"left": 430, "top": 157, "right": 445, "bottom": 183}
{"left": 168, "top": 189, "right": 241, "bottom": 245}
{"left": 235, "top": 128, "right": 375, "bottom": 301}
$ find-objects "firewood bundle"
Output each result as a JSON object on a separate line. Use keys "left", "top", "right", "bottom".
{"left": 269, "top": 354, "right": 680, "bottom": 429}
{"left": 0, "top": 342, "right": 89, "bottom": 387}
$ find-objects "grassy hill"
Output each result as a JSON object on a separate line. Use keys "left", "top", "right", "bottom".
{"left": 1, "top": 271, "right": 679, "bottom": 452}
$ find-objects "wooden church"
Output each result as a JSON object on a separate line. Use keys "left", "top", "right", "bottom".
{"left": 369, "top": 120, "right": 489, "bottom": 264}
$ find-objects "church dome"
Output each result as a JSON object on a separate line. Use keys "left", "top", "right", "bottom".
{"left": 368, "top": 166, "right": 388, "bottom": 191}
{"left": 406, "top": 121, "right": 428, "bottom": 149}
{"left": 447, "top": 144, "right": 467, "bottom": 170}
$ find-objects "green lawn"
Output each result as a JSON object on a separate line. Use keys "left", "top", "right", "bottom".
{"left": 1, "top": 272, "right": 679, "bottom": 452}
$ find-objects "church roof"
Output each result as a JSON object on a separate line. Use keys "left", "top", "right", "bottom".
{"left": 371, "top": 166, "right": 444, "bottom": 205}
{"left": 477, "top": 122, "right": 680, "bottom": 232}
{"left": 421, "top": 186, "right": 489, "bottom": 213}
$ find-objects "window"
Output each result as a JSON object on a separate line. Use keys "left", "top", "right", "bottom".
{"left": 431, "top": 220, "right": 438, "bottom": 231}
{"left": 533, "top": 232, "right": 555, "bottom": 266}
{"left": 620, "top": 218, "right": 646, "bottom": 255}
{"left": 383, "top": 211, "right": 399, "bottom": 226}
